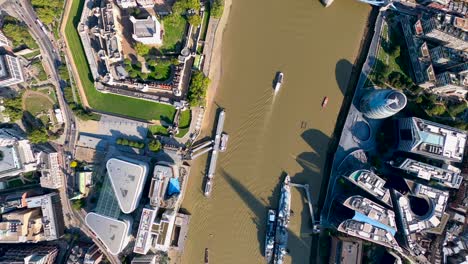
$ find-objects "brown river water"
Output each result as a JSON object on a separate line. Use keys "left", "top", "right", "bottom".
{"left": 181, "top": 0, "right": 370, "bottom": 263}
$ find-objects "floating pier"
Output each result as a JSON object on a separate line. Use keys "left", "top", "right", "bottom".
{"left": 204, "top": 110, "right": 226, "bottom": 196}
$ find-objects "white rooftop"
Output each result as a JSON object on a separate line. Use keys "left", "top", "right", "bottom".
{"left": 85, "top": 212, "right": 130, "bottom": 255}
{"left": 106, "top": 157, "right": 149, "bottom": 214}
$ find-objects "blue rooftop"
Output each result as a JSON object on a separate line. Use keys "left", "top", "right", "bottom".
{"left": 419, "top": 131, "right": 444, "bottom": 146}
{"left": 353, "top": 212, "right": 396, "bottom": 236}
{"left": 166, "top": 178, "right": 180, "bottom": 197}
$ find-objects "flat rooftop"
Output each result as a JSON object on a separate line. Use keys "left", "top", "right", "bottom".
{"left": 106, "top": 157, "right": 149, "bottom": 214}
{"left": 338, "top": 219, "right": 400, "bottom": 250}
{"left": 85, "top": 212, "right": 130, "bottom": 255}
{"left": 347, "top": 170, "right": 392, "bottom": 207}
{"left": 133, "top": 208, "right": 156, "bottom": 255}
{"left": 399, "top": 117, "right": 467, "bottom": 162}
{"left": 343, "top": 196, "right": 397, "bottom": 234}
{"left": 397, "top": 158, "right": 463, "bottom": 188}
{"left": 0, "top": 146, "right": 20, "bottom": 175}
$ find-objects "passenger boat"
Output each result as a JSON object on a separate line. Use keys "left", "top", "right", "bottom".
{"left": 274, "top": 72, "right": 284, "bottom": 93}
{"left": 265, "top": 209, "right": 276, "bottom": 263}
{"left": 321, "top": 96, "right": 329, "bottom": 108}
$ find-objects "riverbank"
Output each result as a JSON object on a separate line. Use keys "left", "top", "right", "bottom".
{"left": 201, "top": 0, "right": 232, "bottom": 132}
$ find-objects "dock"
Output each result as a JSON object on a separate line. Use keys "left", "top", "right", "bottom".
{"left": 203, "top": 110, "right": 226, "bottom": 196}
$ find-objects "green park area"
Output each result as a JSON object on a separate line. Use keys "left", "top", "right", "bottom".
{"left": 1, "top": 16, "right": 38, "bottom": 50}
{"left": 65, "top": 0, "right": 176, "bottom": 122}
{"left": 23, "top": 93, "right": 54, "bottom": 116}
{"left": 176, "top": 110, "right": 191, "bottom": 138}
{"left": 161, "top": 14, "right": 188, "bottom": 53}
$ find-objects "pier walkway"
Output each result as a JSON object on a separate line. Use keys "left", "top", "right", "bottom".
{"left": 290, "top": 183, "right": 320, "bottom": 231}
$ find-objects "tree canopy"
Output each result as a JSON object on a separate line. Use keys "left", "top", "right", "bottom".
{"left": 31, "top": 0, "right": 64, "bottom": 26}
{"left": 148, "top": 139, "right": 162, "bottom": 152}
{"left": 211, "top": 0, "right": 224, "bottom": 18}
{"left": 3, "top": 96, "right": 23, "bottom": 122}
{"left": 1, "top": 17, "right": 38, "bottom": 49}
{"left": 187, "top": 71, "right": 210, "bottom": 107}
{"left": 172, "top": 0, "right": 201, "bottom": 14}
{"left": 188, "top": 15, "right": 202, "bottom": 26}
{"left": 134, "top": 42, "right": 150, "bottom": 57}
{"left": 27, "top": 128, "right": 49, "bottom": 144}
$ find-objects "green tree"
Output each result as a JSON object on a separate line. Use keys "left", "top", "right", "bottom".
{"left": 148, "top": 139, "right": 162, "bottom": 152}
{"left": 1, "top": 17, "right": 38, "bottom": 49}
{"left": 71, "top": 199, "right": 85, "bottom": 210}
{"left": 2, "top": 96, "right": 23, "bottom": 122}
{"left": 58, "top": 64, "right": 70, "bottom": 82}
{"left": 427, "top": 104, "right": 445, "bottom": 116}
{"left": 447, "top": 102, "right": 467, "bottom": 117}
{"left": 187, "top": 71, "right": 210, "bottom": 106}
{"left": 211, "top": 0, "right": 224, "bottom": 18}
{"left": 27, "top": 128, "right": 49, "bottom": 144}
{"left": 172, "top": 1, "right": 186, "bottom": 14}
{"left": 121, "top": 138, "right": 129, "bottom": 145}
{"left": 134, "top": 42, "right": 150, "bottom": 56}
{"left": 188, "top": 15, "right": 202, "bottom": 26}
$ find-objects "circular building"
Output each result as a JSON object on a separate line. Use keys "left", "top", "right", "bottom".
{"left": 359, "top": 89, "right": 407, "bottom": 119}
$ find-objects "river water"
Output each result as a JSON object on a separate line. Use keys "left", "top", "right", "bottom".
{"left": 181, "top": 0, "right": 370, "bottom": 263}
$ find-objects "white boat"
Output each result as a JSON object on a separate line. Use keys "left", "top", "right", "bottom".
{"left": 274, "top": 72, "right": 284, "bottom": 93}
{"left": 204, "top": 179, "right": 213, "bottom": 197}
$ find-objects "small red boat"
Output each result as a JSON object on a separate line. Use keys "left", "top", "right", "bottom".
{"left": 321, "top": 97, "right": 329, "bottom": 108}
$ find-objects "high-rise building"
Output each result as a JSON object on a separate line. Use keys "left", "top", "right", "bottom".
{"left": 0, "top": 245, "right": 58, "bottom": 264}
{"left": 433, "top": 71, "right": 467, "bottom": 98}
{"left": 0, "top": 54, "right": 24, "bottom": 87}
{"left": 359, "top": 89, "right": 407, "bottom": 119}
{"left": 417, "top": 14, "right": 468, "bottom": 51}
{"left": 0, "top": 31, "right": 10, "bottom": 47}
{"left": 429, "top": 46, "right": 467, "bottom": 68}
{"left": 396, "top": 117, "right": 467, "bottom": 162}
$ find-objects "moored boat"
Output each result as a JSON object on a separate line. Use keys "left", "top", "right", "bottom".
{"left": 204, "top": 179, "right": 213, "bottom": 197}
{"left": 265, "top": 209, "right": 276, "bottom": 263}
{"left": 273, "top": 175, "right": 291, "bottom": 264}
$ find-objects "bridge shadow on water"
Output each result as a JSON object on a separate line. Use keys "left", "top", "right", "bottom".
{"left": 220, "top": 169, "right": 309, "bottom": 264}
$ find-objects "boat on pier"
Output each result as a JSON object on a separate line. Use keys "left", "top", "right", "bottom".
{"left": 265, "top": 209, "right": 276, "bottom": 263}
{"left": 204, "top": 110, "right": 226, "bottom": 197}
{"left": 321, "top": 96, "right": 329, "bottom": 108}
{"left": 273, "top": 175, "right": 291, "bottom": 264}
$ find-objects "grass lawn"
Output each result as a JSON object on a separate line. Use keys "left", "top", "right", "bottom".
{"left": 32, "top": 60, "right": 48, "bottom": 81}
{"left": 24, "top": 94, "right": 54, "bottom": 116}
{"left": 200, "top": 3, "right": 211, "bottom": 43}
{"left": 65, "top": 0, "right": 176, "bottom": 121}
{"left": 176, "top": 110, "right": 191, "bottom": 138}
{"left": 149, "top": 125, "right": 170, "bottom": 136}
{"left": 23, "top": 50, "right": 41, "bottom": 60}
{"left": 161, "top": 15, "right": 187, "bottom": 53}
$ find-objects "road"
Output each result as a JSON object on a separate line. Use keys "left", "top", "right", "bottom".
{"left": 0, "top": 1, "right": 119, "bottom": 263}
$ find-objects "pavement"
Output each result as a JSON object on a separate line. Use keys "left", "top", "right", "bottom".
{"left": 320, "top": 10, "right": 386, "bottom": 224}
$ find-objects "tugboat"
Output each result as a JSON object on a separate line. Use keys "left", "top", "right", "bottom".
{"left": 274, "top": 72, "right": 284, "bottom": 93}
{"left": 321, "top": 96, "right": 329, "bottom": 108}
{"left": 204, "top": 248, "right": 209, "bottom": 264}
{"left": 273, "top": 175, "right": 291, "bottom": 264}
{"left": 265, "top": 209, "right": 276, "bottom": 263}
